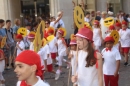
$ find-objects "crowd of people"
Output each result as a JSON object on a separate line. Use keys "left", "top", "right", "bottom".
{"left": 0, "top": 3, "right": 130, "bottom": 86}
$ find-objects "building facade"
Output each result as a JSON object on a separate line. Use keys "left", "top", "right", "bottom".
{"left": 0, "top": 0, "right": 130, "bottom": 38}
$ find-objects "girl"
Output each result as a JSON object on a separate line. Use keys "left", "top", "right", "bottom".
{"left": 93, "top": 20, "right": 103, "bottom": 51}
{"left": 28, "top": 32, "right": 35, "bottom": 51}
{"left": 115, "top": 22, "right": 121, "bottom": 31}
{"left": 68, "top": 39, "right": 77, "bottom": 86}
{"left": 71, "top": 27, "right": 103, "bottom": 86}
{"left": 55, "top": 29, "right": 70, "bottom": 80}
{"left": 47, "top": 27, "right": 57, "bottom": 64}
{"left": 68, "top": 39, "right": 77, "bottom": 76}
{"left": 0, "top": 50, "right": 5, "bottom": 86}
{"left": 16, "top": 34, "right": 25, "bottom": 56}
{"left": 14, "top": 50, "right": 50, "bottom": 86}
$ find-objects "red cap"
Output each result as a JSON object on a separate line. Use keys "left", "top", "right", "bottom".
{"left": 28, "top": 33, "right": 35, "bottom": 38}
{"left": 122, "top": 21, "right": 128, "bottom": 25}
{"left": 104, "top": 36, "right": 115, "bottom": 43}
{"left": 15, "top": 50, "right": 43, "bottom": 77}
{"left": 115, "top": 22, "right": 121, "bottom": 27}
{"left": 76, "top": 27, "right": 93, "bottom": 42}
{"left": 16, "top": 34, "right": 23, "bottom": 39}
{"left": 70, "top": 39, "right": 77, "bottom": 45}
{"left": 109, "top": 25, "right": 115, "bottom": 30}
{"left": 47, "top": 27, "right": 54, "bottom": 35}
{"left": 58, "top": 29, "right": 64, "bottom": 36}
{"left": 93, "top": 20, "right": 99, "bottom": 25}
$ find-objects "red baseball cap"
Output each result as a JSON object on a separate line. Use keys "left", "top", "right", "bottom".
{"left": 16, "top": 34, "right": 23, "bottom": 39}
{"left": 104, "top": 36, "right": 115, "bottom": 43}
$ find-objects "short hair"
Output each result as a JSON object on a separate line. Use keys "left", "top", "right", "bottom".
{"left": 33, "top": 22, "right": 38, "bottom": 27}
{"left": 45, "top": 20, "right": 50, "bottom": 24}
{"left": 0, "top": 19, "right": 5, "bottom": 23}
{"left": 85, "top": 12, "right": 90, "bottom": 15}
{"left": 6, "top": 20, "right": 11, "bottom": 23}
{"left": 25, "top": 23, "right": 31, "bottom": 26}
{"left": 14, "top": 19, "right": 20, "bottom": 24}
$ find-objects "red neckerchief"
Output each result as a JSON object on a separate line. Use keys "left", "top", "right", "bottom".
{"left": 122, "top": 29, "right": 126, "bottom": 31}
{"left": 106, "top": 48, "right": 111, "bottom": 51}
{"left": 20, "top": 81, "right": 31, "bottom": 86}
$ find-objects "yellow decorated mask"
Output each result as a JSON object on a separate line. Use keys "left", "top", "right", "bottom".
{"left": 104, "top": 17, "right": 115, "bottom": 27}
{"left": 74, "top": 6, "right": 84, "bottom": 29}
{"left": 17, "top": 27, "right": 27, "bottom": 37}
{"left": 84, "top": 22, "right": 92, "bottom": 30}
{"left": 110, "top": 30, "right": 119, "bottom": 45}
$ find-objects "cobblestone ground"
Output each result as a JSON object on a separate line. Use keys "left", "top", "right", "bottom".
{"left": 3, "top": 57, "right": 130, "bottom": 86}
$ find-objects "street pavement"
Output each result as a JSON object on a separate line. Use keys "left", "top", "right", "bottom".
{"left": 3, "top": 57, "right": 130, "bottom": 86}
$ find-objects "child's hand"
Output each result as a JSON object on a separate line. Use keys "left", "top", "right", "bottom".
{"left": 114, "top": 71, "right": 118, "bottom": 77}
{"left": 69, "top": 54, "right": 73, "bottom": 58}
{"left": 71, "top": 75, "right": 78, "bottom": 83}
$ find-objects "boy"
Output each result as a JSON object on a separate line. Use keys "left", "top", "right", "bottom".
{"left": 102, "top": 36, "right": 121, "bottom": 86}
{"left": 119, "top": 21, "right": 130, "bottom": 66}
{"left": 15, "top": 50, "right": 50, "bottom": 86}
{"left": 16, "top": 34, "right": 25, "bottom": 56}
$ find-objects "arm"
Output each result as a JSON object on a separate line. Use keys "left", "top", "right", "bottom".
{"left": 97, "top": 52, "right": 103, "bottom": 86}
{"left": 99, "top": 29, "right": 103, "bottom": 43}
{"left": 114, "top": 60, "right": 120, "bottom": 77}
{"left": 81, "top": 0, "right": 85, "bottom": 10}
{"left": 72, "top": 1, "right": 76, "bottom": 7}
{"left": 68, "top": 51, "right": 73, "bottom": 60}
{"left": 54, "top": 12, "right": 63, "bottom": 25}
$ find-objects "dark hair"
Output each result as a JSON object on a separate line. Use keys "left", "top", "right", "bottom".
{"left": 33, "top": 22, "right": 38, "bottom": 27}
{"left": 6, "top": 20, "right": 11, "bottom": 23}
{"left": 0, "top": 19, "right": 5, "bottom": 23}
{"left": 85, "top": 41, "right": 96, "bottom": 67}
{"left": 45, "top": 20, "right": 50, "bottom": 24}
{"left": 85, "top": 12, "right": 90, "bottom": 16}
{"left": 25, "top": 23, "right": 31, "bottom": 26}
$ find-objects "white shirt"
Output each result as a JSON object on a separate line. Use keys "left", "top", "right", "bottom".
{"left": 101, "top": 47, "right": 121, "bottom": 75}
{"left": 50, "top": 21, "right": 58, "bottom": 29}
{"left": 56, "top": 18, "right": 65, "bottom": 28}
{"left": 119, "top": 29, "right": 130, "bottom": 47}
{"left": 17, "top": 41, "right": 25, "bottom": 56}
{"left": 57, "top": 39, "right": 66, "bottom": 56}
{"left": 77, "top": 50, "right": 99, "bottom": 86}
{"left": 84, "top": 17, "right": 90, "bottom": 22}
{"left": 29, "top": 42, "right": 34, "bottom": 51}
{"left": 48, "top": 37, "right": 57, "bottom": 53}
{"left": 16, "top": 76, "right": 50, "bottom": 86}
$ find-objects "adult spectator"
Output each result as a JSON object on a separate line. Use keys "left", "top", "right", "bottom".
{"left": 95, "top": 11, "right": 101, "bottom": 21}
{"left": 100, "top": 11, "right": 108, "bottom": 39}
{"left": 5, "top": 20, "right": 15, "bottom": 69}
{"left": 84, "top": 12, "right": 91, "bottom": 23}
{"left": 56, "top": 11, "right": 65, "bottom": 28}
{"left": 12, "top": 19, "right": 21, "bottom": 40}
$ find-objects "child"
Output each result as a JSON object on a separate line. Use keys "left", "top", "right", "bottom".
{"left": 28, "top": 32, "right": 35, "bottom": 51}
{"left": 47, "top": 27, "right": 57, "bottom": 64}
{"left": 115, "top": 22, "right": 121, "bottom": 31}
{"left": 68, "top": 39, "right": 77, "bottom": 76}
{"left": 0, "top": 50, "right": 5, "bottom": 86}
{"left": 71, "top": 27, "right": 103, "bottom": 86}
{"left": 106, "top": 25, "right": 120, "bottom": 50}
{"left": 38, "top": 38, "right": 56, "bottom": 80}
{"left": 119, "top": 21, "right": 130, "bottom": 66}
{"left": 14, "top": 50, "right": 50, "bottom": 86}
{"left": 68, "top": 39, "right": 77, "bottom": 86}
{"left": 93, "top": 20, "right": 103, "bottom": 51}
{"left": 16, "top": 34, "right": 25, "bottom": 56}
{"left": 102, "top": 36, "right": 121, "bottom": 86}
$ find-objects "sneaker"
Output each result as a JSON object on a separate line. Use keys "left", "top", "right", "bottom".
{"left": 55, "top": 70, "right": 61, "bottom": 80}
{"left": 67, "top": 62, "right": 71, "bottom": 69}
{"left": 124, "top": 62, "right": 128, "bottom": 66}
